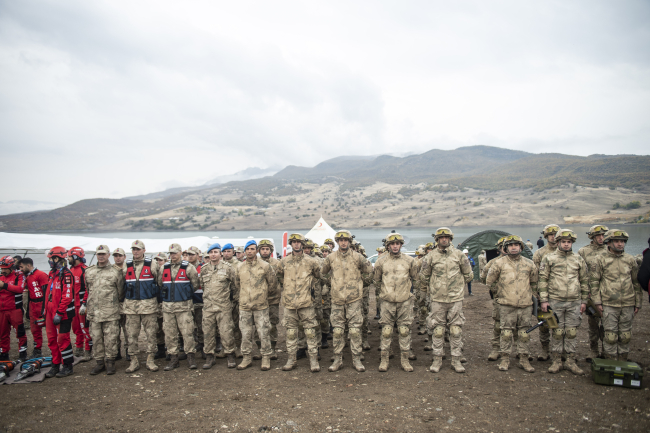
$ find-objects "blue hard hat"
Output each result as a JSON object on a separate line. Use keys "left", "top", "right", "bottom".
{"left": 245, "top": 240, "right": 257, "bottom": 250}
{"left": 207, "top": 243, "right": 221, "bottom": 253}
{"left": 222, "top": 243, "right": 234, "bottom": 251}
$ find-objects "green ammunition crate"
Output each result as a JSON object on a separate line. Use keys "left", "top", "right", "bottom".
{"left": 591, "top": 358, "right": 643, "bottom": 389}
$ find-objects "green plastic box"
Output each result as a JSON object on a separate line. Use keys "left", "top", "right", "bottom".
{"left": 591, "top": 358, "right": 643, "bottom": 388}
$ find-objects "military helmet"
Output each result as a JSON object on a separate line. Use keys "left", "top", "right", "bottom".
{"left": 324, "top": 238, "right": 335, "bottom": 245}
{"left": 604, "top": 229, "right": 629, "bottom": 244}
{"left": 288, "top": 233, "right": 306, "bottom": 244}
{"left": 415, "top": 247, "right": 424, "bottom": 256}
{"left": 334, "top": 230, "right": 353, "bottom": 242}
{"left": 433, "top": 227, "right": 454, "bottom": 241}
{"left": 480, "top": 249, "right": 486, "bottom": 254}
{"left": 586, "top": 225, "right": 609, "bottom": 239}
{"left": 304, "top": 239, "right": 315, "bottom": 249}
{"left": 555, "top": 229, "right": 577, "bottom": 243}
{"left": 258, "top": 239, "right": 274, "bottom": 251}
{"left": 385, "top": 233, "right": 405, "bottom": 245}
{"left": 496, "top": 236, "right": 506, "bottom": 248}
{"left": 502, "top": 235, "right": 525, "bottom": 251}
{"left": 541, "top": 224, "right": 561, "bottom": 238}
{"left": 376, "top": 246, "right": 385, "bottom": 253}
{"left": 321, "top": 245, "right": 331, "bottom": 252}
{"left": 425, "top": 242, "right": 434, "bottom": 250}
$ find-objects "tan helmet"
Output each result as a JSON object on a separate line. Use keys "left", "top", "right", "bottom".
{"left": 502, "top": 235, "right": 525, "bottom": 251}
{"left": 496, "top": 236, "right": 506, "bottom": 248}
{"left": 586, "top": 225, "right": 609, "bottom": 239}
{"left": 288, "top": 233, "right": 306, "bottom": 244}
{"left": 324, "top": 238, "right": 335, "bottom": 246}
{"left": 376, "top": 246, "right": 385, "bottom": 253}
{"left": 304, "top": 239, "right": 315, "bottom": 249}
{"left": 541, "top": 224, "right": 561, "bottom": 238}
{"left": 433, "top": 227, "right": 454, "bottom": 241}
{"left": 334, "top": 230, "right": 353, "bottom": 242}
{"left": 425, "top": 242, "right": 434, "bottom": 250}
{"left": 385, "top": 232, "right": 405, "bottom": 245}
{"left": 555, "top": 229, "right": 577, "bottom": 243}
{"left": 415, "top": 247, "right": 424, "bottom": 256}
{"left": 258, "top": 239, "right": 274, "bottom": 251}
{"left": 603, "top": 229, "right": 629, "bottom": 244}
{"left": 321, "top": 245, "right": 331, "bottom": 252}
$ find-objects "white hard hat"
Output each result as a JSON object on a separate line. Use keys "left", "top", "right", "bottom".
{"left": 462, "top": 249, "right": 469, "bottom": 254}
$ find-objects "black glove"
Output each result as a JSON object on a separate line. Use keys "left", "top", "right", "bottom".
{"left": 53, "top": 314, "right": 61, "bottom": 325}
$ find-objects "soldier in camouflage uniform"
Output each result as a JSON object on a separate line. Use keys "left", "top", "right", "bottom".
{"left": 222, "top": 244, "right": 243, "bottom": 357}
{"left": 357, "top": 244, "right": 373, "bottom": 351}
{"left": 419, "top": 228, "right": 473, "bottom": 373}
{"left": 112, "top": 248, "right": 130, "bottom": 362}
{"left": 275, "top": 233, "right": 322, "bottom": 372}
{"left": 235, "top": 246, "right": 245, "bottom": 262}
{"left": 200, "top": 243, "right": 237, "bottom": 369}
{"left": 258, "top": 239, "right": 282, "bottom": 359}
{"left": 123, "top": 240, "right": 162, "bottom": 373}
{"left": 414, "top": 246, "right": 428, "bottom": 336}
{"left": 578, "top": 224, "right": 608, "bottom": 361}
{"left": 157, "top": 243, "right": 200, "bottom": 370}
{"left": 589, "top": 230, "right": 642, "bottom": 361}
{"left": 234, "top": 241, "right": 275, "bottom": 370}
{"left": 320, "top": 245, "right": 332, "bottom": 348}
{"left": 86, "top": 245, "right": 125, "bottom": 375}
{"left": 486, "top": 235, "right": 538, "bottom": 373}
{"left": 153, "top": 252, "right": 167, "bottom": 360}
{"left": 374, "top": 233, "right": 418, "bottom": 372}
{"left": 300, "top": 239, "right": 323, "bottom": 358}
{"left": 478, "top": 250, "right": 487, "bottom": 277}
{"left": 538, "top": 229, "right": 588, "bottom": 375}
{"left": 322, "top": 230, "right": 374, "bottom": 372}
{"left": 373, "top": 246, "right": 385, "bottom": 320}
{"left": 186, "top": 246, "right": 205, "bottom": 358}
{"left": 532, "top": 224, "right": 561, "bottom": 361}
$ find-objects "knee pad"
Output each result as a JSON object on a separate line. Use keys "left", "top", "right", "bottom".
{"left": 501, "top": 329, "right": 513, "bottom": 338}
{"left": 381, "top": 326, "right": 393, "bottom": 338}
{"left": 332, "top": 327, "right": 344, "bottom": 338}
{"left": 286, "top": 328, "right": 298, "bottom": 340}
{"left": 348, "top": 328, "right": 360, "bottom": 337}
{"left": 449, "top": 325, "right": 462, "bottom": 338}
{"left": 398, "top": 326, "right": 410, "bottom": 338}
{"left": 604, "top": 331, "right": 617, "bottom": 345}
{"left": 619, "top": 331, "right": 631, "bottom": 344}
{"left": 565, "top": 327, "right": 577, "bottom": 339}
{"left": 432, "top": 326, "right": 445, "bottom": 339}
{"left": 517, "top": 330, "right": 530, "bottom": 343}
{"left": 552, "top": 328, "right": 564, "bottom": 341}
{"left": 304, "top": 328, "right": 316, "bottom": 338}
{"left": 493, "top": 322, "right": 501, "bottom": 333}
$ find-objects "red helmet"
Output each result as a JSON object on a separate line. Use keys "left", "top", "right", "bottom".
{"left": 48, "top": 246, "right": 67, "bottom": 259}
{"left": 68, "top": 246, "right": 85, "bottom": 259}
{"left": 0, "top": 256, "right": 15, "bottom": 269}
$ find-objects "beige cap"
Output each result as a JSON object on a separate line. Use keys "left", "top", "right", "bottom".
{"left": 168, "top": 243, "right": 183, "bottom": 253}
{"left": 112, "top": 248, "right": 126, "bottom": 256}
{"left": 131, "top": 240, "right": 145, "bottom": 250}
{"left": 96, "top": 245, "right": 110, "bottom": 255}
{"left": 187, "top": 246, "right": 201, "bottom": 255}
{"left": 235, "top": 246, "right": 244, "bottom": 253}
{"left": 154, "top": 252, "right": 167, "bottom": 260}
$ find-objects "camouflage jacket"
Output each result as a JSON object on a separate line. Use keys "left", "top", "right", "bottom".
{"left": 308, "top": 253, "right": 324, "bottom": 308}
{"left": 156, "top": 261, "right": 200, "bottom": 313}
{"left": 480, "top": 255, "right": 504, "bottom": 295}
{"left": 276, "top": 253, "right": 321, "bottom": 310}
{"left": 533, "top": 243, "right": 557, "bottom": 268}
{"left": 418, "top": 246, "right": 473, "bottom": 303}
{"left": 578, "top": 241, "right": 607, "bottom": 266}
{"left": 235, "top": 257, "right": 275, "bottom": 311}
{"left": 200, "top": 261, "right": 236, "bottom": 313}
{"left": 261, "top": 256, "right": 282, "bottom": 305}
{"left": 478, "top": 255, "right": 487, "bottom": 274}
{"left": 321, "top": 249, "right": 373, "bottom": 306}
{"left": 320, "top": 264, "right": 332, "bottom": 308}
{"left": 85, "top": 263, "right": 125, "bottom": 322}
{"left": 589, "top": 250, "right": 642, "bottom": 309}
{"left": 538, "top": 250, "right": 588, "bottom": 303}
{"left": 123, "top": 258, "right": 161, "bottom": 315}
{"left": 114, "top": 262, "right": 127, "bottom": 314}
{"left": 486, "top": 255, "right": 538, "bottom": 308}
{"left": 374, "top": 252, "right": 418, "bottom": 303}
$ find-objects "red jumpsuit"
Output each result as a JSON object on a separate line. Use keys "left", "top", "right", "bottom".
{"left": 24, "top": 268, "right": 48, "bottom": 350}
{"left": 70, "top": 263, "right": 91, "bottom": 351}
{"left": 45, "top": 267, "right": 75, "bottom": 366}
{"left": 0, "top": 270, "right": 27, "bottom": 357}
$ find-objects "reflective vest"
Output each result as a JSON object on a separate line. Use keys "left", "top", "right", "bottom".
{"left": 125, "top": 258, "right": 158, "bottom": 301}
{"left": 161, "top": 261, "right": 193, "bottom": 303}
{"left": 192, "top": 263, "right": 203, "bottom": 304}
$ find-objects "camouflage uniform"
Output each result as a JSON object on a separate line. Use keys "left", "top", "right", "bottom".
{"left": 533, "top": 242, "right": 558, "bottom": 358}
{"left": 200, "top": 261, "right": 237, "bottom": 357}
{"left": 361, "top": 256, "right": 373, "bottom": 350}
{"left": 414, "top": 254, "right": 428, "bottom": 334}
{"left": 481, "top": 255, "right": 509, "bottom": 357}
{"left": 478, "top": 253, "right": 487, "bottom": 277}
{"left": 86, "top": 263, "right": 125, "bottom": 362}
{"left": 187, "top": 251, "right": 204, "bottom": 352}
{"left": 260, "top": 255, "right": 282, "bottom": 352}
{"left": 589, "top": 249, "right": 642, "bottom": 359}
{"left": 578, "top": 241, "right": 607, "bottom": 356}
{"left": 113, "top": 261, "right": 129, "bottom": 358}
{"left": 224, "top": 257, "right": 242, "bottom": 351}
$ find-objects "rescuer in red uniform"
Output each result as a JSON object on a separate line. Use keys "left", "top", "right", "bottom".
{"left": 68, "top": 247, "right": 92, "bottom": 361}
{"left": 18, "top": 257, "right": 48, "bottom": 359}
{"left": 0, "top": 256, "right": 27, "bottom": 361}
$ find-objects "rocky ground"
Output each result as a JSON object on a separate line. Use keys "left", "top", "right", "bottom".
{"left": 2, "top": 283, "right": 650, "bottom": 432}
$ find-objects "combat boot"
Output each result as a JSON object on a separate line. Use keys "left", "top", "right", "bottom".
{"left": 518, "top": 355, "right": 535, "bottom": 373}
{"left": 196, "top": 343, "right": 205, "bottom": 360}
{"left": 31, "top": 348, "right": 43, "bottom": 359}
{"left": 270, "top": 341, "right": 279, "bottom": 360}
{"left": 400, "top": 352, "right": 413, "bottom": 372}
{"left": 586, "top": 342, "right": 600, "bottom": 362}
{"left": 146, "top": 354, "right": 159, "bottom": 372}
{"left": 418, "top": 326, "right": 426, "bottom": 335}
{"left": 548, "top": 353, "right": 563, "bottom": 374}
{"left": 83, "top": 350, "right": 92, "bottom": 362}
{"left": 235, "top": 344, "right": 243, "bottom": 359}
{"left": 260, "top": 355, "right": 271, "bottom": 371}
{"left": 125, "top": 356, "right": 140, "bottom": 373}
{"left": 89, "top": 360, "right": 105, "bottom": 375}
{"left": 408, "top": 349, "right": 417, "bottom": 361}
{"left": 74, "top": 347, "right": 84, "bottom": 358}
{"left": 498, "top": 353, "right": 510, "bottom": 371}
{"left": 56, "top": 363, "right": 74, "bottom": 378}
{"left": 227, "top": 352, "right": 237, "bottom": 368}
{"left": 328, "top": 354, "right": 343, "bottom": 372}
{"left": 115, "top": 342, "right": 123, "bottom": 361}
{"left": 106, "top": 359, "right": 116, "bottom": 375}
{"left": 429, "top": 356, "right": 443, "bottom": 373}
{"left": 282, "top": 353, "right": 297, "bottom": 371}
{"left": 202, "top": 354, "right": 215, "bottom": 370}
{"left": 423, "top": 342, "right": 433, "bottom": 351}
{"left": 362, "top": 340, "right": 371, "bottom": 351}
{"left": 187, "top": 352, "right": 197, "bottom": 369}
{"left": 321, "top": 334, "right": 329, "bottom": 349}
{"left": 564, "top": 354, "right": 584, "bottom": 375}
{"left": 451, "top": 356, "right": 465, "bottom": 373}
{"left": 360, "top": 352, "right": 364, "bottom": 361}
{"left": 215, "top": 347, "right": 226, "bottom": 358}
{"left": 537, "top": 344, "right": 550, "bottom": 361}
{"left": 178, "top": 351, "right": 187, "bottom": 361}
{"left": 352, "top": 355, "right": 365, "bottom": 372}
{"left": 164, "top": 354, "right": 179, "bottom": 371}
{"left": 45, "top": 364, "right": 60, "bottom": 378}
{"left": 154, "top": 344, "right": 166, "bottom": 360}
{"left": 487, "top": 347, "right": 500, "bottom": 361}
{"left": 309, "top": 353, "right": 320, "bottom": 373}
{"left": 296, "top": 348, "right": 307, "bottom": 360}
{"left": 237, "top": 354, "right": 252, "bottom": 370}
{"left": 378, "top": 351, "right": 389, "bottom": 372}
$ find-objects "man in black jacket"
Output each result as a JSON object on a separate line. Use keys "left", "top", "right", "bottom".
{"left": 536, "top": 237, "right": 545, "bottom": 249}
{"left": 638, "top": 236, "right": 650, "bottom": 302}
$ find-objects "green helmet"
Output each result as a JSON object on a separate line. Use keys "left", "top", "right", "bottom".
{"left": 586, "top": 225, "right": 608, "bottom": 239}
{"left": 433, "top": 227, "right": 454, "bottom": 241}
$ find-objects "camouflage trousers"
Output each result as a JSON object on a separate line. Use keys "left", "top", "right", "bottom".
{"left": 299, "top": 305, "right": 323, "bottom": 349}
{"left": 321, "top": 308, "right": 331, "bottom": 335}
{"left": 361, "top": 291, "right": 369, "bottom": 345}
{"left": 428, "top": 301, "right": 464, "bottom": 357}
{"left": 601, "top": 306, "right": 635, "bottom": 357}
{"left": 417, "top": 291, "right": 428, "bottom": 327}
{"left": 203, "top": 309, "right": 235, "bottom": 355}
{"left": 588, "top": 314, "right": 603, "bottom": 349}
{"left": 283, "top": 306, "right": 319, "bottom": 356}
{"left": 499, "top": 304, "right": 533, "bottom": 355}
{"left": 232, "top": 302, "right": 242, "bottom": 346}
{"left": 125, "top": 313, "right": 158, "bottom": 355}
{"left": 163, "top": 311, "right": 196, "bottom": 355}
{"left": 548, "top": 300, "right": 582, "bottom": 354}
{"left": 240, "top": 308, "right": 272, "bottom": 356}
{"left": 331, "top": 299, "right": 363, "bottom": 356}
{"left": 156, "top": 309, "right": 165, "bottom": 346}
{"left": 379, "top": 298, "right": 413, "bottom": 352}
{"left": 491, "top": 299, "right": 518, "bottom": 351}
{"left": 374, "top": 284, "right": 382, "bottom": 316}
{"left": 91, "top": 320, "right": 120, "bottom": 360}
{"left": 118, "top": 313, "right": 129, "bottom": 354}
{"left": 193, "top": 304, "right": 204, "bottom": 345}
{"left": 254, "top": 303, "right": 279, "bottom": 344}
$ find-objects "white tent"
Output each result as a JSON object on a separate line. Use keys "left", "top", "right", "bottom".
{"left": 304, "top": 216, "right": 337, "bottom": 247}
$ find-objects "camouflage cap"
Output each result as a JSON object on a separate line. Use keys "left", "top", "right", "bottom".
{"left": 131, "top": 240, "right": 145, "bottom": 250}
{"left": 154, "top": 252, "right": 168, "bottom": 260}
{"left": 95, "top": 245, "right": 110, "bottom": 255}
{"left": 187, "top": 246, "right": 201, "bottom": 255}
{"left": 112, "top": 248, "right": 126, "bottom": 256}
{"left": 168, "top": 243, "right": 183, "bottom": 253}
{"left": 235, "top": 246, "right": 244, "bottom": 253}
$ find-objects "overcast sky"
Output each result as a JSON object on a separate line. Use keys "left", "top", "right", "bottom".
{"left": 1, "top": 0, "right": 649, "bottom": 205}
